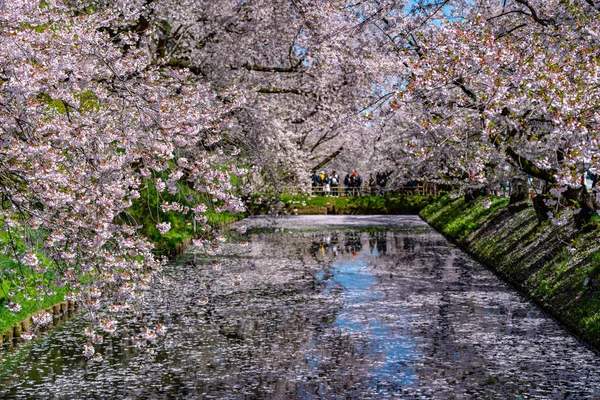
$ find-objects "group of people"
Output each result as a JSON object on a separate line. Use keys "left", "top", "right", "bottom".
{"left": 368, "top": 172, "right": 390, "bottom": 195}
{"left": 311, "top": 170, "right": 365, "bottom": 196}
{"left": 311, "top": 170, "right": 392, "bottom": 196}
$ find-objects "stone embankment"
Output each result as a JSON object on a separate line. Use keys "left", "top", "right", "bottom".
{"left": 420, "top": 195, "right": 600, "bottom": 352}
{"left": 1, "top": 301, "right": 79, "bottom": 349}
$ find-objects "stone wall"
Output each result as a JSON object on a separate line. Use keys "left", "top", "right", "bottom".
{"left": 1, "top": 301, "right": 79, "bottom": 350}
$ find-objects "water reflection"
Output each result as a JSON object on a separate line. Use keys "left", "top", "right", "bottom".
{"left": 2, "top": 215, "right": 600, "bottom": 399}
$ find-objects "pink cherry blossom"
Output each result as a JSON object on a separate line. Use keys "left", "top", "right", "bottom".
{"left": 156, "top": 222, "right": 172, "bottom": 235}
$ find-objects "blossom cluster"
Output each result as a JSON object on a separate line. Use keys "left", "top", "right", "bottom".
{"left": 0, "top": 0, "right": 250, "bottom": 357}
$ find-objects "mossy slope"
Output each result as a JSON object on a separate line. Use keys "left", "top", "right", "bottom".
{"left": 420, "top": 195, "right": 600, "bottom": 351}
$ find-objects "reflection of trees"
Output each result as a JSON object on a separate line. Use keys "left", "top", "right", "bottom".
{"left": 309, "top": 229, "right": 421, "bottom": 260}
{"left": 6, "top": 227, "right": 599, "bottom": 398}
{"left": 369, "top": 232, "right": 376, "bottom": 253}
{"left": 200, "top": 282, "right": 345, "bottom": 397}
{"left": 413, "top": 244, "right": 494, "bottom": 393}
{"left": 296, "top": 329, "right": 385, "bottom": 397}
{"left": 403, "top": 236, "right": 415, "bottom": 252}
{"left": 309, "top": 230, "right": 406, "bottom": 259}
{"left": 378, "top": 232, "right": 387, "bottom": 255}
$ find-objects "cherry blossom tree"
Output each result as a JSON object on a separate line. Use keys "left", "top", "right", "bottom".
{"left": 0, "top": 0, "right": 246, "bottom": 351}
{"left": 4, "top": 0, "right": 600, "bottom": 358}
{"left": 353, "top": 0, "right": 600, "bottom": 222}
{"left": 93, "top": 0, "right": 404, "bottom": 189}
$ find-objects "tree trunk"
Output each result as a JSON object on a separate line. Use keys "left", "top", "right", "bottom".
{"left": 509, "top": 176, "right": 528, "bottom": 204}
{"left": 464, "top": 186, "right": 488, "bottom": 202}
{"left": 532, "top": 195, "right": 550, "bottom": 222}
{"left": 562, "top": 186, "right": 597, "bottom": 227}
{"left": 311, "top": 146, "right": 343, "bottom": 173}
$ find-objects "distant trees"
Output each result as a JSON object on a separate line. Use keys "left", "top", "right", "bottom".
{"left": 103, "top": 0, "right": 395, "bottom": 183}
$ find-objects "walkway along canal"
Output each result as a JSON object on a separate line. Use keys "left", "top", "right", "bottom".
{"left": 1, "top": 215, "right": 600, "bottom": 398}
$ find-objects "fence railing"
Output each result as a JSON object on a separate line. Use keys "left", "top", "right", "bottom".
{"left": 279, "top": 183, "right": 439, "bottom": 196}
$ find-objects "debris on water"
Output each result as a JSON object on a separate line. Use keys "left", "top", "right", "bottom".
{"left": 3, "top": 216, "right": 600, "bottom": 399}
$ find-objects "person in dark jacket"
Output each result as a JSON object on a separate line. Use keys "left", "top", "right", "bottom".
{"left": 312, "top": 171, "right": 321, "bottom": 195}
{"left": 344, "top": 173, "right": 351, "bottom": 196}
{"left": 368, "top": 174, "right": 376, "bottom": 195}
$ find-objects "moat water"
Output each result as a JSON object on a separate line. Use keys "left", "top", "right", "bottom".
{"left": 2, "top": 215, "right": 600, "bottom": 399}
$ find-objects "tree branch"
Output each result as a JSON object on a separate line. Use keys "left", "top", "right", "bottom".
{"left": 239, "top": 63, "right": 302, "bottom": 73}
{"left": 164, "top": 59, "right": 204, "bottom": 76}
{"left": 496, "top": 23, "right": 528, "bottom": 40}
{"left": 505, "top": 146, "right": 557, "bottom": 184}
{"left": 583, "top": 0, "right": 600, "bottom": 12}
{"left": 452, "top": 77, "right": 477, "bottom": 102}
{"left": 514, "top": 0, "right": 554, "bottom": 27}
{"left": 257, "top": 87, "right": 316, "bottom": 98}
{"left": 311, "top": 146, "right": 344, "bottom": 172}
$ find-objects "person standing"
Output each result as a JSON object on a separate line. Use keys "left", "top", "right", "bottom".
{"left": 344, "top": 173, "right": 351, "bottom": 196}
{"left": 331, "top": 171, "right": 340, "bottom": 197}
{"left": 354, "top": 171, "right": 363, "bottom": 196}
{"left": 318, "top": 171, "right": 325, "bottom": 195}
{"left": 312, "top": 171, "right": 321, "bottom": 195}
{"left": 323, "top": 174, "right": 331, "bottom": 196}
{"left": 376, "top": 171, "right": 388, "bottom": 194}
{"left": 368, "top": 174, "right": 376, "bottom": 195}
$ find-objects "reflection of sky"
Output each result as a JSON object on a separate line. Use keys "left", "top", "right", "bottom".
{"left": 325, "top": 244, "right": 421, "bottom": 391}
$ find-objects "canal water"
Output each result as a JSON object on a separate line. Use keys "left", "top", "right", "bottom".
{"left": 2, "top": 215, "right": 600, "bottom": 399}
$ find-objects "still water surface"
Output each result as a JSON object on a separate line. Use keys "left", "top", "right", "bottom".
{"left": 2, "top": 215, "right": 600, "bottom": 399}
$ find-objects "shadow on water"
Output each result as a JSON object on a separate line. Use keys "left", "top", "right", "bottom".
{"left": 2, "top": 215, "right": 600, "bottom": 399}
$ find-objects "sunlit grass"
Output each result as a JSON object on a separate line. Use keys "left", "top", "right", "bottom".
{"left": 279, "top": 193, "right": 434, "bottom": 214}
{"left": 420, "top": 194, "right": 509, "bottom": 240}
{"left": 0, "top": 256, "right": 66, "bottom": 334}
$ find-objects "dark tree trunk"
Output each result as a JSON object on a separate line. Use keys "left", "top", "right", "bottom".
{"left": 562, "top": 186, "right": 597, "bottom": 227}
{"left": 464, "top": 186, "right": 488, "bottom": 202}
{"left": 311, "top": 146, "right": 343, "bottom": 173}
{"left": 509, "top": 176, "right": 528, "bottom": 204}
{"left": 507, "top": 175, "right": 532, "bottom": 214}
{"left": 532, "top": 195, "right": 550, "bottom": 222}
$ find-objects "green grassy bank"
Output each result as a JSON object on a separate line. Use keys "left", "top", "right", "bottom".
{"left": 127, "top": 179, "right": 245, "bottom": 254}
{"left": 0, "top": 181, "right": 244, "bottom": 338}
{"left": 0, "top": 232, "right": 67, "bottom": 336}
{"left": 420, "top": 195, "right": 600, "bottom": 351}
{"left": 276, "top": 193, "right": 434, "bottom": 215}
